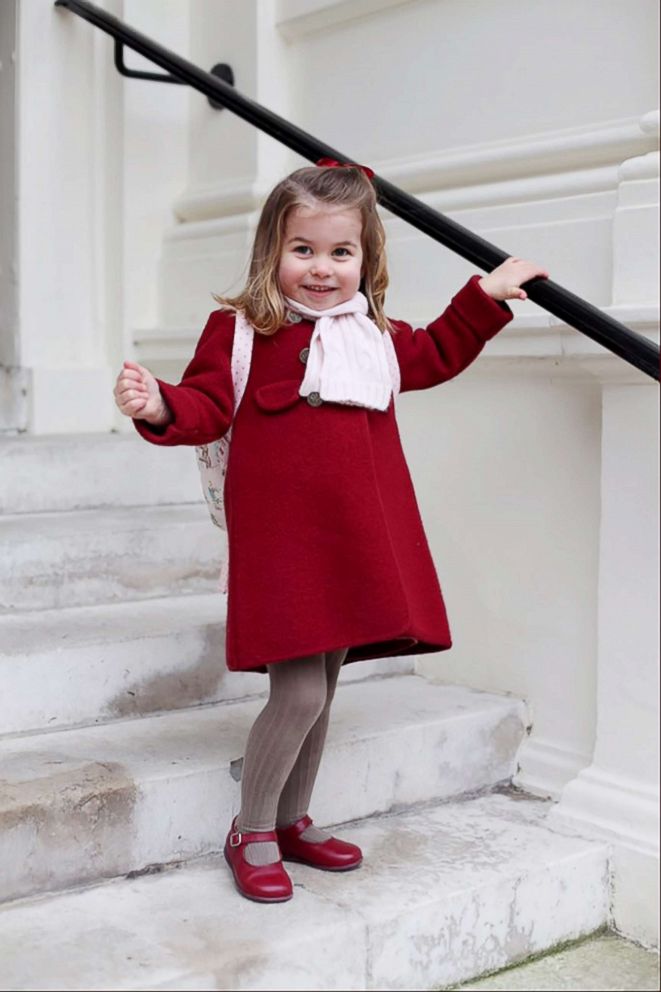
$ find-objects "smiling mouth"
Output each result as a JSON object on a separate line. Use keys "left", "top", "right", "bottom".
{"left": 303, "top": 285, "right": 337, "bottom": 293}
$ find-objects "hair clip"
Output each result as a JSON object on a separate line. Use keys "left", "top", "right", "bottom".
{"left": 316, "top": 157, "right": 375, "bottom": 181}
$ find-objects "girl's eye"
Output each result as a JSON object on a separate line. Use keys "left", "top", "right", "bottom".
{"left": 333, "top": 248, "right": 351, "bottom": 257}
{"left": 293, "top": 245, "right": 312, "bottom": 255}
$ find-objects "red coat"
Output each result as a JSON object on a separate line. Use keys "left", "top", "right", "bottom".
{"left": 135, "top": 276, "right": 512, "bottom": 672}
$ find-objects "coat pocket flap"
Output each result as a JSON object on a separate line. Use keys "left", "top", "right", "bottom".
{"left": 254, "top": 380, "right": 302, "bottom": 413}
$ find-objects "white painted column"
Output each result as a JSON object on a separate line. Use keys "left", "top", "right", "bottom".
{"left": 14, "top": 0, "right": 124, "bottom": 433}
{"left": 6, "top": 0, "right": 190, "bottom": 434}
{"left": 548, "top": 376, "right": 659, "bottom": 947}
{"left": 548, "top": 127, "right": 660, "bottom": 947}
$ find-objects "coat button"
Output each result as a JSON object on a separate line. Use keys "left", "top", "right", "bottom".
{"left": 286, "top": 311, "right": 302, "bottom": 324}
{"left": 306, "top": 391, "right": 323, "bottom": 407}
{"left": 299, "top": 347, "right": 310, "bottom": 365}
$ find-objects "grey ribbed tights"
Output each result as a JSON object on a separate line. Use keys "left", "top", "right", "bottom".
{"left": 237, "top": 648, "right": 348, "bottom": 866}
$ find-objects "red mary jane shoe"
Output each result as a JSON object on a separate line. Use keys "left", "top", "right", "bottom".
{"left": 223, "top": 818, "right": 293, "bottom": 903}
{"left": 276, "top": 815, "right": 363, "bottom": 872}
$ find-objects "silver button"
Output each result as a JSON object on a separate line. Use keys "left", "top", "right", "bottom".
{"left": 286, "top": 311, "right": 302, "bottom": 324}
{"left": 299, "top": 347, "right": 309, "bottom": 365}
{"left": 306, "top": 391, "right": 323, "bottom": 407}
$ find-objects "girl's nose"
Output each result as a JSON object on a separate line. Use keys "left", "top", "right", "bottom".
{"left": 310, "top": 257, "right": 332, "bottom": 276}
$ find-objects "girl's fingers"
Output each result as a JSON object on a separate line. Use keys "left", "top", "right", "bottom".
{"left": 121, "top": 360, "right": 156, "bottom": 384}
{"left": 114, "top": 386, "right": 147, "bottom": 405}
{"left": 117, "top": 397, "right": 146, "bottom": 415}
{"left": 119, "top": 368, "right": 143, "bottom": 382}
{"left": 124, "top": 360, "right": 156, "bottom": 382}
{"left": 117, "top": 379, "right": 148, "bottom": 394}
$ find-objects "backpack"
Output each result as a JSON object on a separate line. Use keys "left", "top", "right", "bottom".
{"left": 196, "top": 310, "right": 401, "bottom": 593}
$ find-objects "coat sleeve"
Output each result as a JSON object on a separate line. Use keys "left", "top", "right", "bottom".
{"left": 391, "top": 275, "right": 513, "bottom": 392}
{"left": 133, "top": 309, "right": 235, "bottom": 447}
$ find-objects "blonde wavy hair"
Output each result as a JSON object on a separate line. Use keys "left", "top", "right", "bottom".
{"left": 215, "top": 165, "right": 391, "bottom": 335}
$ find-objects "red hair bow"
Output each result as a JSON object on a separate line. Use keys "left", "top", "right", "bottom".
{"left": 316, "top": 157, "right": 375, "bottom": 181}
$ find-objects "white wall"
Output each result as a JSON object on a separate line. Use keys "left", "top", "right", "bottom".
{"left": 285, "top": 0, "right": 657, "bottom": 157}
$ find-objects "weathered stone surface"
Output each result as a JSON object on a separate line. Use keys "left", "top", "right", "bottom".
{"left": 0, "top": 756, "right": 138, "bottom": 903}
{"left": 0, "top": 433, "right": 200, "bottom": 513}
{"left": 0, "top": 368, "right": 29, "bottom": 434}
{"left": 454, "top": 930, "right": 659, "bottom": 990}
{"left": 0, "top": 794, "right": 609, "bottom": 991}
{"left": 0, "top": 504, "right": 221, "bottom": 611}
{"left": 0, "top": 594, "right": 414, "bottom": 735}
{"left": 0, "top": 677, "right": 526, "bottom": 901}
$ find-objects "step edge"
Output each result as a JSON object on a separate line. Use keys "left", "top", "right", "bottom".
{"left": 0, "top": 675, "right": 526, "bottom": 747}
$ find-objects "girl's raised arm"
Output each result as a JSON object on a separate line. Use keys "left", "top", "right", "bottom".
{"left": 392, "top": 259, "right": 548, "bottom": 391}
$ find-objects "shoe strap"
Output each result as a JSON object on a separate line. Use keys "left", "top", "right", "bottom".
{"left": 278, "top": 814, "right": 313, "bottom": 838}
{"left": 229, "top": 825, "right": 279, "bottom": 849}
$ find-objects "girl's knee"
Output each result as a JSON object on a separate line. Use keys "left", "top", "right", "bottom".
{"left": 287, "top": 677, "right": 328, "bottom": 728}
{"left": 270, "top": 654, "right": 328, "bottom": 727}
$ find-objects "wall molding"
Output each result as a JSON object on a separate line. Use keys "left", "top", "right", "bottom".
{"left": 170, "top": 113, "right": 659, "bottom": 226}
{"left": 514, "top": 734, "right": 594, "bottom": 801}
{"left": 548, "top": 765, "right": 659, "bottom": 857}
{"left": 171, "top": 178, "right": 260, "bottom": 225}
{"left": 274, "top": 0, "right": 419, "bottom": 40}
{"left": 375, "top": 115, "right": 659, "bottom": 196}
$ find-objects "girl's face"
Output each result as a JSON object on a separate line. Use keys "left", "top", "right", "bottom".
{"left": 278, "top": 204, "right": 363, "bottom": 311}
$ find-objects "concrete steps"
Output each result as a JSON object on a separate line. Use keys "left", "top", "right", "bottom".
{"left": 0, "top": 594, "right": 414, "bottom": 735}
{"left": 0, "top": 792, "right": 609, "bottom": 991}
{"left": 0, "top": 676, "right": 526, "bottom": 903}
{"left": 0, "top": 433, "right": 201, "bottom": 514}
{"left": 0, "top": 432, "right": 613, "bottom": 988}
{"left": 0, "top": 593, "right": 242, "bottom": 733}
{"left": 0, "top": 504, "right": 222, "bottom": 612}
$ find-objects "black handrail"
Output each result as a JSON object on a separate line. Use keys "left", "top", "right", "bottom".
{"left": 55, "top": 0, "right": 660, "bottom": 381}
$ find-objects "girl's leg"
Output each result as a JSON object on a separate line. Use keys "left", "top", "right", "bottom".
{"left": 237, "top": 653, "right": 328, "bottom": 865}
{"left": 276, "top": 647, "right": 349, "bottom": 839}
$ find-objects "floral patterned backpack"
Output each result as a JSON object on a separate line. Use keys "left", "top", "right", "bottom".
{"left": 195, "top": 310, "right": 401, "bottom": 593}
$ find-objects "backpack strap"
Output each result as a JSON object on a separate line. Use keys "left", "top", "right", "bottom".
{"left": 231, "top": 310, "right": 255, "bottom": 413}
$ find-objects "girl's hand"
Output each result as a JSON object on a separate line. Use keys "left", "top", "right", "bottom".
{"left": 114, "top": 360, "right": 172, "bottom": 426}
{"left": 478, "top": 257, "right": 549, "bottom": 301}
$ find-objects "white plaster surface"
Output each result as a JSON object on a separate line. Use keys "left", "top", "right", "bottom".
{"left": 0, "top": 793, "right": 609, "bottom": 991}
{"left": 0, "top": 676, "right": 526, "bottom": 901}
{"left": 0, "top": 504, "right": 221, "bottom": 612}
{"left": 0, "top": 593, "right": 413, "bottom": 734}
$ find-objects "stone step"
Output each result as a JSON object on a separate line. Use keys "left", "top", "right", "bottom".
{"left": 0, "top": 676, "right": 527, "bottom": 903}
{"left": 0, "top": 433, "right": 201, "bottom": 514}
{"left": 0, "top": 792, "right": 609, "bottom": 991}
{"left": 0, "top": 504, "right": 222, "bottom": 612}
{"left": 0, "top": 594, "right": 414, "bottom": 736}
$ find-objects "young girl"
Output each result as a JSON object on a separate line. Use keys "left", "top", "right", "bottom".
{"left": 114, "top": 162, "right": 548, "bottom": 904}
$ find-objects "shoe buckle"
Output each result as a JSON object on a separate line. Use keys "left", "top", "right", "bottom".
{"left": 229, "top": 830, "right": 242, "bottom": 848}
